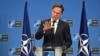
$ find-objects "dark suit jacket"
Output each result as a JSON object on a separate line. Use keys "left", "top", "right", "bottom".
{"left": 35, "top": 19, "right": 72, "bottom": 50}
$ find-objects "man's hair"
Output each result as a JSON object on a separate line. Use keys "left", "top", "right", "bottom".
{"left": 52, "top": 3, "right": 64, "bottom": 13}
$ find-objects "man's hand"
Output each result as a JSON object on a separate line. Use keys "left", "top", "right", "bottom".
{"left": 43, "top": 21, "right": 53, "bottom": 32}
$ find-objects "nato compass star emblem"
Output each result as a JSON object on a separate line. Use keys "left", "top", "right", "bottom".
{"left": 21, "top": 34, "right": 31, "bottom": 56}
{"left": 78, "top": 34, "right": 89, "bottom": 56}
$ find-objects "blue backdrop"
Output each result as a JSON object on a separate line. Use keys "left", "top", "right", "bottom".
{"left": 0, "top": 0, "right": 100, "bottom": 56}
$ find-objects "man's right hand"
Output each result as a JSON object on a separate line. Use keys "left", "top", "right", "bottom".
{"left": 43, "top": 21, "right": 54, "bottom": 32}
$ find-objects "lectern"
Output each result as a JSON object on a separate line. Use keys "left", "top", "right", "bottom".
{"left": 35, "top": 47, "right": 62, "bottom": 56}
{"left": 43, "top": 47, "right": 55, "bottom": 56}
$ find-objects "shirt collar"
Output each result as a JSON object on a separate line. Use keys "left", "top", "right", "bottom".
{"left": 51, "top": 18, "right": 59, "bottom": 23}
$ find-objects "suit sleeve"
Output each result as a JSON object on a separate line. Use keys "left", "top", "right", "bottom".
{"left": 63, "top": 23, "right": 72, "bottom": 50}
{"left": 35, "top": 21, "right": 44, "bottom": 40}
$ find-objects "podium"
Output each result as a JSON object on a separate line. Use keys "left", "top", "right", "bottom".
{"left": 35, "top": 47, "right": 63, "bottom": 56}
{"left": 43, "top": 47, "right": 55, "bottom": 56}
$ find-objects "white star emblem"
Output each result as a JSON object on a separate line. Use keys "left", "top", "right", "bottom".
{"left": 78, "top": 34, "right": 89, "bottom": 56}
{"left": 21, "top": 34, "right": 31, "bottom": 56}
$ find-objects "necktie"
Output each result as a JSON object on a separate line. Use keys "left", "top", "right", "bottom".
{"left": 52, "top": 20, "right": 56, "bottom": 34}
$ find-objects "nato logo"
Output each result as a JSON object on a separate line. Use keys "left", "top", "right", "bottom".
{"left": 8, "top": 20, "right": 22, "bottom": 28}
{"left": 34, "top": 20, "right": 41, "bottom": 28}
{"left": 21, "top": 34, "right": 32, "bottom": 56}
{"left": 72, "top": 33, "right": 79, "bottom": 41}
{"left": 66, "top": 20, "right": 73, "bottom": 27}
{"left": 88, "top": 19, "right": 99, "bottom": 27}
{"left": 8, "top": 20, "right": 15, "bottom": 28}
{"left": 9, "top": 48, "right": 21, "bottom": 55}
{"left": 9, "top": 48, "right": 15, "bottom": 55}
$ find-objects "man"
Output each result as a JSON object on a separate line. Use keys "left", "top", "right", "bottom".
{"left": 35, "top": 3, "right": 72, "bottom": 56}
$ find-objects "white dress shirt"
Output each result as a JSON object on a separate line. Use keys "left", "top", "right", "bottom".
{"left": 51, "top": 18, "right": 59, "bottom": 34}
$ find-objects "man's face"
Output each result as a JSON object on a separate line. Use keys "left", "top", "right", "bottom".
{"left": 51, "top": 7, "right": 62, "bottom": 20}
